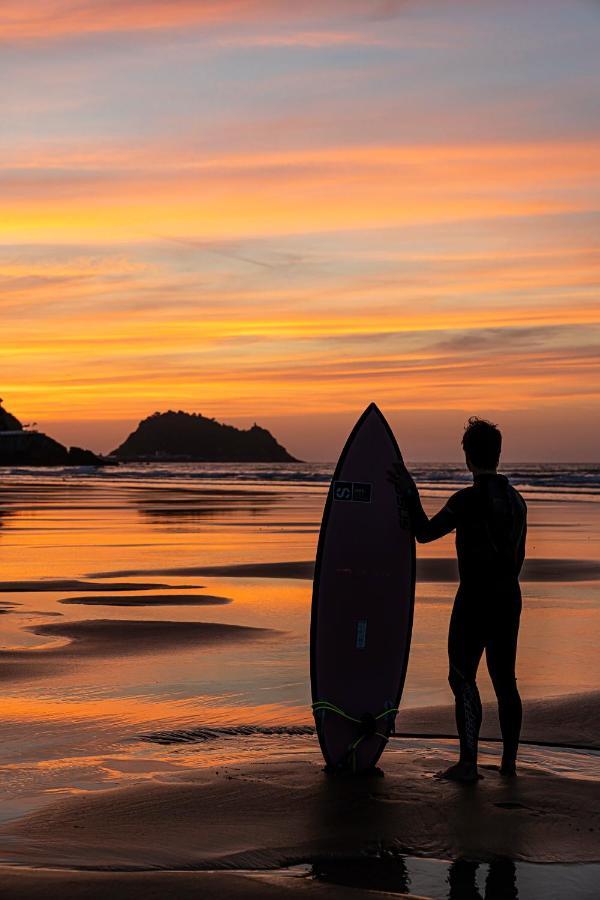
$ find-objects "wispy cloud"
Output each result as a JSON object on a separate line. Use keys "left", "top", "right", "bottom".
{"left": 155, "top": 235, "right": 285, "bottom": 270}
{"left": 3, "top": 141, "right": 599, "bottom": 246}
{"left": 1, "top": 1, "right": 259, "bottom": 43}
{"left": 0, "top": 0, "right": 419, "bottom": 45}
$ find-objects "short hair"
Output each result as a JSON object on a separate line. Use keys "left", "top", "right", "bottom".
{"left": 462, "top": 416, "right": 502, "bottom": 469}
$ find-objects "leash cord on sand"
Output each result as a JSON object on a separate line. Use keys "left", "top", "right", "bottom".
{"left": 312, "top": 701, "right": 398, "bottom": 771}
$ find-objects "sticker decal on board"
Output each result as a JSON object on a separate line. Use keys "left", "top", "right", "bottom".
{"left": 333, "top": 481, "right": 353, "bottom": 501}
{"left": 352, "top": 482, "right": 372, "bottom": 502}
{"left": 393, "top": 486, "right": 411, "bottom": 529}
{"left": 333, "top": 481, "right": 372, "bottom": 502}
{"left": 356, "top": 619, "right": 368, "bottom": 650}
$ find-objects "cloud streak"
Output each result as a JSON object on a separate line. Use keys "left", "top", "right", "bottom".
{"left": 3, "top": 141, "right": 599, "bottom": 246}
{"left": 0, "top": 0, "right": 415, "bottom": 44}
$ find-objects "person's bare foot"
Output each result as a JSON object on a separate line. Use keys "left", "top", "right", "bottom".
{"left": 436, "top": 761, "right": 482, "bottom": 783}
{"left": 500, "top": 759, "right": 517, "bottom": 777}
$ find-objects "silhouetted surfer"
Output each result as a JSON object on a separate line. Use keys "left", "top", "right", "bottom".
{"left": 389, "top": 418, "right": 527, "bottom": 783}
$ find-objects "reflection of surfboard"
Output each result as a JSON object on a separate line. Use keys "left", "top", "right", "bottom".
{"left": 310, "top": 403, "right": 415, "bottom": 772}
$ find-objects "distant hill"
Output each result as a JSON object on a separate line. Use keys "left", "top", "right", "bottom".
{"left": 0, "top": 401, "right": 22, "bottom": 432}
{"left": 111, "top": 411, "right": 298, "bottom": 462}
{"left": 0, "top": 399, "right": 107, "bottom": 467}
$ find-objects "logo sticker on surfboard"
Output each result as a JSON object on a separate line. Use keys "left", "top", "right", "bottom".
{"left": 391, "top": 485, "right": 411, "bottom": 529}
{"left": 333, "top": 481, "right": 372, "bottom": 503}
{"left": 356, "top": 619, "right": 368, "bottom": 649}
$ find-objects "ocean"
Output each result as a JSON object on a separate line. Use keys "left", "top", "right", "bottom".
{"left": 0, "top": 463, "right": 600, "bottom": 727}
{"left": 0, "top": 461, "right": 598, "bottom": 816}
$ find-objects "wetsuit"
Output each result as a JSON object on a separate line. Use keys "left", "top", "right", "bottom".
{"left": 406, "top": 473, "right": 527, "bottom": 766}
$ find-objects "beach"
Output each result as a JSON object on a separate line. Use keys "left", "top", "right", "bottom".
{"left": 0, "top": 463, "right": 598, "bottom": 898}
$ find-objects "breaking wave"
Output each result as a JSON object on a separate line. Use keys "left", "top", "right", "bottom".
{"left": 4, "top": 462, "right": 600, "bottom": 498}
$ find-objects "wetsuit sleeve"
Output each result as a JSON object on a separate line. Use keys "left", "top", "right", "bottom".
{"left": 405, "top": 488, "right": 457, "bottom": 543}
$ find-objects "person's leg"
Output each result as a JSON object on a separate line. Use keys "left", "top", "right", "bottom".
{"left": 442, "top": 598, "right": 485, "bottom": 782}
{"left": 485, "top": 596, "right": 522, "bottom": 775}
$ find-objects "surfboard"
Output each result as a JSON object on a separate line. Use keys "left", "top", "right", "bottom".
{"left": 310, "top": 403, "right": 416, "bottom": 773}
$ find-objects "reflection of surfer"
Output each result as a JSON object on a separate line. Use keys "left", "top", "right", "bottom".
{"left": 448, "top": 858, "right": 519, "bottom": 900}
{"left": 389, "top": 418, "right": 527, "bottom": 783}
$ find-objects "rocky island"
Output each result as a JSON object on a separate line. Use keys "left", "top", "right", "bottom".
{"left": 0, "top": 400, "right": 107, "bottom": 467}
{"left": 112, "top": 410, "right": 297, "bottom": 462}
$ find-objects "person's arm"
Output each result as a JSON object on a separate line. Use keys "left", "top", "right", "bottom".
{"left": 388, "top": 463, "right": 457, "bottom": 543}
{"left": 407, "top": 489, "right": 457, "bottom": 543}
{"left": 514, "top": 495, "right": 527, "bottom": 574}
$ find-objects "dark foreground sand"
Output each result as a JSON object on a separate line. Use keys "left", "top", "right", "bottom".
{"left": 0, "top": 695, "right": 597, "bottom": 898}
{"left": 88, "top": 557, "right": 600, "bottom": 582}
{"left": 0, "top": 744, "right": 597, "bottom": 870}
{"left": 0, "top": 868, "right": 428, "bottom": 899}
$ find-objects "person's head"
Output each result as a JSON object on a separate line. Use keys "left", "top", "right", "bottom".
{"left": 461, "top": 416, "right": 502, "bottom": 473}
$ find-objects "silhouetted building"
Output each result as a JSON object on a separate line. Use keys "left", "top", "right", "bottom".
{"left": 0, "top": 400, "right": 106, "bottom": 467}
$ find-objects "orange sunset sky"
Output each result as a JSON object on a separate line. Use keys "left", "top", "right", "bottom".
{"left": 2, "top": 0, "right": 599, "bottom": 460}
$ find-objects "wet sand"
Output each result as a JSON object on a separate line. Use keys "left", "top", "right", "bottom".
{"left": 139, "top": 692, "right": 600, "bottom": 751}
{"left": 0, "top": 580, "right": 190, "bottom": 593}
{"left": 0, "top": 717, "right": 597, "bottom": 875}
{"left": 0, "top": 868, "right": 423, "bottom": 900}
{"left": 0, "top": 619, "right": 274, "bottom": 682}
{"left": 88, "top": 557, "right": 600, "bottom": 582}
{"left": 0, "top": 695, "right": 596, "bottom": 872}
{"left": 59, "top": 594, "right": 232, "bottom": 606}
{"left": 27, "top": 618, "right": 274, "bottom": 655}
{"left": 89, "top": 561, "right": 317, "bottom": 580}
{"left": 397, "top": 690, "right": 600, "bottom": 750}
{"left": 0, "top": 471, "right": 598, "bottom": 897}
